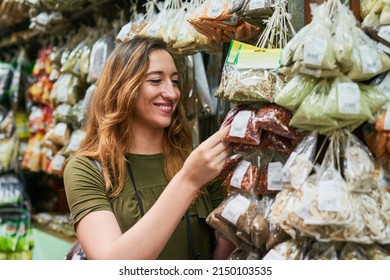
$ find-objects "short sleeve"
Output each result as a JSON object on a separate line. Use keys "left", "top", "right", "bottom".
{"left": 63, "top": 155, "right": 113, "bottom": 230}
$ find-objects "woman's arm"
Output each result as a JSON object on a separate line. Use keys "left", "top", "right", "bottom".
{"left": 71, "top": 126, "right": 231, "bottom": 260}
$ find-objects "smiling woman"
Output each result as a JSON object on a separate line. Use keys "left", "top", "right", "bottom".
{"left": 63, "top": 36, "right": 235, "bottom": 260}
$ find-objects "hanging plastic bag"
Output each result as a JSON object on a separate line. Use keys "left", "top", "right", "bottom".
{"left": 255, "top": 104, "right": 297, "bottom": 139}
{"left": 256, "top": 151, "right": 288, "bottom": 195}
{"left": 344, "top": 132, "right": 375, "bottom": 192}
{"left": 223, "top": 108, "right": 261, "bottom": 145}
{"left": 220, "top": 40, "right": 283, "bottom": 103}
{"left": 323, "top": 76, "right": 372, "bottom": 122}
{"left": 221, "top": 152, "right": 260, "bottom": 194}
{"left": 274, "top": 74, "right": 318, "bottom": 112}
{"left": 348, "top": 28, "right": 390, "bottom": 81}
{"left": 281, "top": 131, "right": 318, "bottom": 190}
{"left": 290, "top": 79, "right": 338, "bottom": 131}
{"left": 305, "top": 132, "right": 353, "bottom": 226}
{"left": 294, "top": 2, "right": 337, "bottom": 71}
{"left": 332, "top": 3, "right": 355, "bottom": 72}
{"left": 87, "top": 31, "right": 115, "bottom": 84}
{"left": 213, "top": 192, "right": 259, "bottom": 236}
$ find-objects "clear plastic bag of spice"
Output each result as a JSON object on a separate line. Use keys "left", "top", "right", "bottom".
{"left": 214, "top": 192, "right": 259, "bottom": 236}
{"left": 274, "top": 74, "right": 319, "bottom": 112}
{"left": 294, "top": 3, "right": 337, "bottom": 71}
{"left": 347, "top": 27, "right": 390, "bottom": 81}
{"left": 290, "top": 79, "right": 339, "bottom": 132}
{"left": 221, "top": 152, "right": 261, "bottom": 194}
{"left": 225, "top": 68, "right": 281, "bottom": 103}
{"left": 323, "top": 76, "right": 372, "bottom": 122}
{"left": 256, "top": 151, "right": 288, "bottom": 195}
{"left": 223, "top": 108, "right": 261, "bottom": 145}
{"left": 214, "top": 62, "right": 236, "bottom": 100}
{"left": 255, "top": 104, "right": 298, "bottom": 139}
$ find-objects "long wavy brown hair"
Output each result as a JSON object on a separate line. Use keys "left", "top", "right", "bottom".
{"left": 69, "top": 37, "right": 192, "bottom": 197}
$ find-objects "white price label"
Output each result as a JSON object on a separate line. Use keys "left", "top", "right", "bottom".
{"left": 230, "top": 160, "right": 251, "bottom": 189}
{"left": 57, "top": 104, "right": 71, "bottom": 116}
{"left": 250, "top": 0, "right": 266, "bottom": 9}
{"left": 317, "top": 180, "right": 344, "bottom": 212}
{"left": 221, "top": 195, "right": 251, "bottom": 225}
{"left": 303, "top": 37, "right": 327, "bottom": 66}
{"left": 68, "top": 131, "right": 86, "bottom": 152}
{"left": 267, "top": 162, "right": 283, "bottom": 191}
{"left": 208, "top": 0, "right": 224, "bottom": 17}
{"left": 51, "top": 155, "right": 65, "bottom": 171}
{"left": 229, "top": 110, "right": 251, "bottom": 138}
{"left": 376, "top": 72, "right": 390, "bottom": 99}
{"left": 378, "top": 26, "right": 390, "bottom": 43}
{"left": 337, "top": 82, "right": 360, "bottom": 115}
{"left": 359, "top": 45, "right": 382, "bottom": 74}
{"left": 54, "top": 123, "right": 67, "bottom": 137}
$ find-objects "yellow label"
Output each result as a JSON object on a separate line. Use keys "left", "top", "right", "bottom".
{"left": 226, "top": 40, "right": 281, "bottom": 69}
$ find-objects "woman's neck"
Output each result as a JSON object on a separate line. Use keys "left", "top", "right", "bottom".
{"left": 129, "top": 126, "right": 164, "bottom": 154}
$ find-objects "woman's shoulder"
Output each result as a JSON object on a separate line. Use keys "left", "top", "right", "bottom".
{"left": 65, "top": 154, "right": 91, "bottom": 168}
{"left": 64, "top": 155, "right": 102, "bottom": 178}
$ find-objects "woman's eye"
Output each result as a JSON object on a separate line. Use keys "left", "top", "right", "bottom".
{"left": 172, "top": 79, "right": 179, "bottom": 86}
{"left": 149, "top": 79, "right": 161, "bottom": 84}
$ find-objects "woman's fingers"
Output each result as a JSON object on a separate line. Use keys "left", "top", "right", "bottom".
{"left": 201, "top": 125, "right": 230, "bottom": 149}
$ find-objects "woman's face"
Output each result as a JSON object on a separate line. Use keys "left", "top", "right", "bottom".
{"left": 134, "top": 49, "right": 181, "bottom": 130}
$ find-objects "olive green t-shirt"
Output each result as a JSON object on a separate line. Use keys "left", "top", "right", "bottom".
{"left": 63, "top": 154, "right": 224, "bottom": 260}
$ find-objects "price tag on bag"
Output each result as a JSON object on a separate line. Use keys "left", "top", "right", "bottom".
{"left": 317, "top": 180, "right": 344, "bottom": 212}
{"left": 303, "top": 37, "right": 327, "bottom": 66}
{"left": 221, "top": 195, "right": 251, "bottom": 225}
{"left": 359, "top": 45, "right": 382, "bottom": 74}
{"left": 267, "top": 162, "right": 283, "bottom": 191}
{"left": 208, "top": 0, "right": 224, "bottom": 17}
{"left": 230, "top": 160, "right": 251, "bottom": 189}
{"left": 229, "top": 110, "right": 251, "bottom": 138}
{"left": 378, "top": 25, "right": 390, "bottom": 44}
{"left": 250, "top": 0, "right": 266, "bottom": 9}
{"left": 338, "top": 82, "right": 360, "bottom": 114}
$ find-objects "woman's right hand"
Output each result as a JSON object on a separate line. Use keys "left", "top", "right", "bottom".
{"left": 180, "top": 125, "right": 231, "bottom": 188}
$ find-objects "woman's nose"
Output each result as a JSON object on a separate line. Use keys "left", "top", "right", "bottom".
{"left": 161, "top": 82, "right": 179, "bottom": 99}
